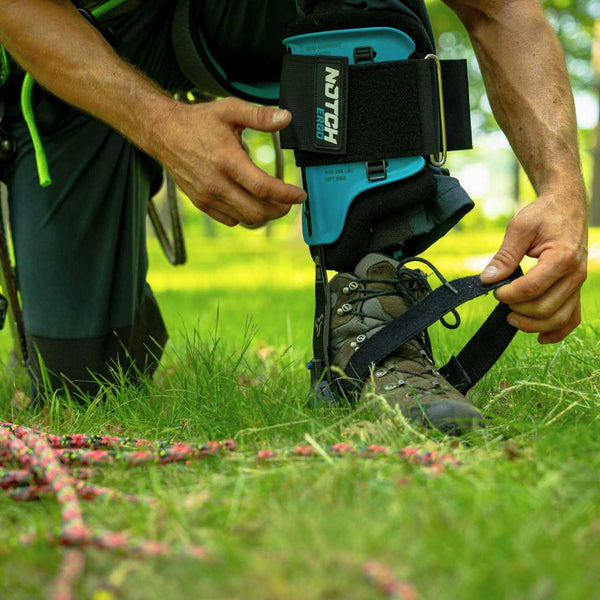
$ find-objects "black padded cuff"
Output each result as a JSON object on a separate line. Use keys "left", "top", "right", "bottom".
{"left": 280, "top": 55, "right": 472, "bottom": 166}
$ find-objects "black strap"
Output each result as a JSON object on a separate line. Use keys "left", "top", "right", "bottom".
{"left": 338, "top": 268, "right": 523, "bottom": 398}
{"left": 310, "top": 247, "right": 332, "bottom": 385}
{"left": 438, "top": 302, "right": 515, "bottom": 393}
{"left": 280, "top": 55, "right": 472, "bottom": 167}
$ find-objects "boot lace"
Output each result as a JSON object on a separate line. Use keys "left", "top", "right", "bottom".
{"left": 337, "top": 257, "right": 461, "bottom": 397}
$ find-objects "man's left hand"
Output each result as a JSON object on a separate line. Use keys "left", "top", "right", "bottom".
{"left": 480, "top": 186, "right": 588, "bottom": 344}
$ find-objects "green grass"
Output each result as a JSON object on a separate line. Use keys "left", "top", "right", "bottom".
{"left": 1, "top": 227, "right": 600, "bottom": 599}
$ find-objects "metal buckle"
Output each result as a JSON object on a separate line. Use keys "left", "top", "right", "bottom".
{"left": 425, "top": 54, "right": 447, "bottom": 167}
{"left": 0, "top": 128, "right": 16, "bottom": 162}
{"left": 365, "top": 160, "right": 387, "bottom": 182}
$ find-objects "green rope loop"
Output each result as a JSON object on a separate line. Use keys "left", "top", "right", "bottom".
{"left": 19, "top": 0, "right": 131, "bottom": 188}
{"left": 21, "top": 74, "right": 52, "bottom": 187}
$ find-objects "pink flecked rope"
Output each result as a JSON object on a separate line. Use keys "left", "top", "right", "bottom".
{"left": 1, "top": 421, "right": 455, "bottom": 599}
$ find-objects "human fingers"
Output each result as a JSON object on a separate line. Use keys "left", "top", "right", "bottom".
{"left": 218, "top": 97, "right": 292, "bottom": 133}
{"left": 504, "top": 271, "right": 585, "bottom": 320}
{"left": 181, "top": 178, "right": 246, "bottom": 224}
{"left": 507, "top": 290, "right": 579, "bottom": 334}
{"left": 494, "top": 253, "right": 568, "bottom": 304}
{"left": 177, "top": 153, "right": 293, "bottom": 225}
{"left": 224, "top": 145, "right": 306, "bottom": 206}
{"left": 480, "top": 218, "right": 535, "bottom": 284}
{"left": 215, "top": 178, "right": 293, "bottom": 225}
{"left": 201, "top": 206, "right": 239, "bottom": 227}
{"left": 537, "top": 299, "right": 582, "bottom": 344}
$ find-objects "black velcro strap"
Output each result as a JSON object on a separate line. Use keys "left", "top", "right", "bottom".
{"left": 441, "top": 59, "right": 472, "bottom": 153}
{"left": 438, "top": 302, "right": 515, "bottom": 393}
{"left": 280, "top": 55, "right": 472, "bottom": 166}
{"left": 338, "top": 268, "right": 523, "bottom": 398}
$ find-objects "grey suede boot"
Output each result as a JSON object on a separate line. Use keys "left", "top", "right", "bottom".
{"left": 329, "top": 253, "right": 484, "bottom": 435}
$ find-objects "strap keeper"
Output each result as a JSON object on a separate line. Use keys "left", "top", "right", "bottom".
{"left": 438, "top": 355, "right": 472, "bottom": 393}
{"left": 366, "top": 160, "right": 387, "bottom": 182}
{"left": 353, "top": 46, "right": 376, "bottom": 64}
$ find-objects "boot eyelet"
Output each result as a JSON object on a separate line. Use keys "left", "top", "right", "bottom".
{"left": 348, "top": 281, "right": 360, "bottom": 291}
{"left": 384, "top": 383, "right": 398, "bottom": 391}
{"left": 341, "top": 303, "right": 352, "bottom": 313}
{"left": 356, "top": 334, "right": 366, "bottom": 343}
{"left": 375, "top": 369, "right": 387, "bottom": 378}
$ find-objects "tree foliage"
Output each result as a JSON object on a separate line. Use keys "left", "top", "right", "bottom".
{"left": 425, "top": 0, "right": 596, "bottom": 133}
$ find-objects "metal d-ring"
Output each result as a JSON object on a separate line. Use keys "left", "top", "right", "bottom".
{"left": 425, "top": 54, "right": 447, "bottom": 168}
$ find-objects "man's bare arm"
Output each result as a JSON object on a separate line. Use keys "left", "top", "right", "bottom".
{"left": 0, "top": 0, "right": 306, "bottom": 226}
{"left": 444, "top": 0, "right": 588, "bottom": 343}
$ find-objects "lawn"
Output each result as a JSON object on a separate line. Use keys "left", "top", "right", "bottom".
{"left": 1, "top": 224, "right": 599, "bottom": 599}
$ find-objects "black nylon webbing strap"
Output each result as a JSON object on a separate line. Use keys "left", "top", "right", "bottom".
{"left": 338, "top": 268, "right": 523, "bottom": 398}
{"left": 280, "top": 55, "right": 471, "bottom": 166}
{"left": 438, "top": 302, "right": 514, "bottom": 393}
{"left": 309, "top": 246, "right": 339, "bottom": 404}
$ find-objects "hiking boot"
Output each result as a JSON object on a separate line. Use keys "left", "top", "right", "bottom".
{"left": 328, "top": 253, "right": 484, "bottom": 435}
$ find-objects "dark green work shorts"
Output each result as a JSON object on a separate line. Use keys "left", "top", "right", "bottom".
{"left": 2, "top": 1, "right": 300, "bottom": 396}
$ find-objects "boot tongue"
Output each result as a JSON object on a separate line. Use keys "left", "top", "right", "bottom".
{"left": 353, "top": 253, "right": 432, "bottom": 363}
{"left": 354, "top": 253, "right": 399, "bottom": 280}
{"left": 353, "top": 253, "right": 408, "bottom": 320}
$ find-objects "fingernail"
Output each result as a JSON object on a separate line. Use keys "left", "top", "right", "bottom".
{"left": 507, "top": 315, "right": 519, "bottom": 328}
{"left": 481, "top": 265, "right": 499, "bottom": 280}
{"left": 272, "top": 109, "right": 290, "bottom": 125}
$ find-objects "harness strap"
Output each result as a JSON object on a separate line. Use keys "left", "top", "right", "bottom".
{"left": 337, "top": 268, "right": 523, "bottom": 398}
{"left": 147, "top": 171, "right": 187, "bottom": 267}
{"left": 280, "top": 55, "right": 472, "bottom": 167}
{"left": 309, "top": 246, "right": 337, "bottom": 401}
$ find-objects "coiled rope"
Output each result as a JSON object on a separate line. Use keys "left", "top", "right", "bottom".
{"left": 1, "top": 421, "right": 455, "bottom": 599}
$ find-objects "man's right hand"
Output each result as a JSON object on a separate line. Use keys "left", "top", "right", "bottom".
{"left": 1, "top": 3, "right": 305, "bottom": 227}
{"left": 150, "top": 97, "right": 307, "bottom": 227}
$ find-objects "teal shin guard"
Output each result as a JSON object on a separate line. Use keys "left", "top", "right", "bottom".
{"left": 285, "top": 27, "right": 426, "bottom": 249}
{"left": 280, "top": 8, "right": 474, "bottom": 271}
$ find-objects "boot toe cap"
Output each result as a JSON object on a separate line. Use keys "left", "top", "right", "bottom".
{"left": 408, "top": 400, "right": 484, "bottom": 435}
